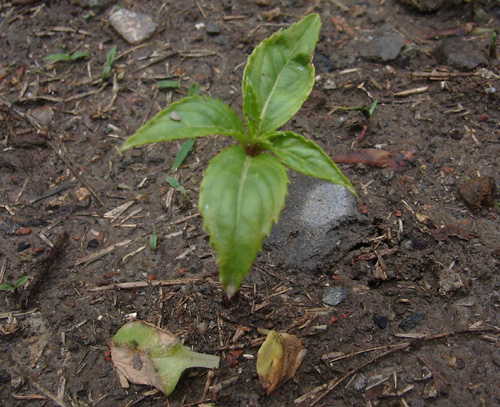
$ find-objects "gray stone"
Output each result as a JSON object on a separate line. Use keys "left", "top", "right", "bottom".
{"left": 433, "top": 38, "right": 488, "bottom": 71}
{"left": 72, "top": 0, "right": 114, "bottom": 8}
{"left": 322, "top": 286, "right": 349, "bottom": 306}
{"left": 215, "top": 35, "right": 229, "bottom": 46}
{"left": 109, "top": 9, "right": 158, "bottom": 45}
{"left": 313, "top": 51, "right": 333, "bottom": 73}
{"left": 360, "top": 31, "right": 405, "bottom": 62}
{"left": 206, "top": 21, "right": 221, "bottom": 35}
{"left": 263, "top": 173, "right": 369, "bottom": 271}
{"left": 399, "top": 311, "right": 426, "bottom": 332}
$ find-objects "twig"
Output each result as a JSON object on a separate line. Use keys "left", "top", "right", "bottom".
{"left": 16, "top": 231, "right": 69, "bottom": 308}
{"left": 74, "top": 239, "right": 132, "bottom": 266}
{"left": 87, "top": 277, "right": 205, "bottom": 292}
{"left": 47, "top": 141, "right": 107, "bottom": 208}
{"left": 31, "top": 381, "right": 70, "bottom": 407}
{"left": 295, "top": 343, "right": 411, "bottom": 406}
{"left": 417, "top": 355, "right": 450, "bottom": 385}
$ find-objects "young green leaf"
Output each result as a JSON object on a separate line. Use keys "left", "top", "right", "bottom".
{"left": 150, "top": 226, "right": 158, "bottom": 250}
{"left": 166, "top": 176, "right": 186, "bottom": 194}
{"left": 44, "top": 53, "right": 73, "bottom": 61}
{"left": 158, "top": 80, "right": 180, "bottom": 89}
{"left": 120, "top": 96, "right": 246, "bottom": 151}
{"left": 266, "top": 131, "right": 356, "bottom": 195}
{"left": 242, "top": 13, "right": 321, "bottom": 137}
{"left": 0, "top": 283, "right": 16, "bottom": 291}
{"left": 107, "top": 45, "right": 117, "bottom": 66}
{"left": 172, "top": 139, "right": 195, "bottom": 172}
{"left": 70, "top": 51, "right": 91, "bottom": 61}
{"left": 187, "top": 82, "right": 200, "bottom": 96}
{"left": 14, "top": 275, "right": 32, "bottom": 289}
{"left": 199, "top": 146, "right": 289, "bottom": 296}
{"left": 102, "top": 46, "right": 117, "bottom": 81}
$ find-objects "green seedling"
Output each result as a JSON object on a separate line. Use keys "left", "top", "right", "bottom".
{"left": 102, "top": 45, "right": 117, "bottom": 82}
{"left": 187, "top": 82, "right": 200, "bottom": 96}
{"left": 171, "top": 83, "right": 201, "bottom": 171}
{"left": 44, "top": 50, "right": 90, "bottom": 62}
{"left": 490, "top": 31, "right": 498, "bottom": 59}
{"left": 166, "top": 176, "right": 186, "bottom": 195}
{"left": 337, "top": 99, "right": 378, "bottom": 118}
{"left": 111, "top": 320, "right": 219, "bottom": 395}
{"left": 158, "top": 79, "right": 180, "bottom": 89}
{"left": 172, "top": 139, "right": 195, "bottom": 172}
{"left": 150, "top": 225, "right": 158, "bottom": 250}
{"left": 0, "top": 276, "right": 32, "bottom": 292}
{"left": 120, "top": 14, "right": 355, "bottom": 297}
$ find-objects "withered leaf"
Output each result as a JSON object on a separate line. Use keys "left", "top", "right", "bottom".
{"left": 333, "top": 149, "right": 415, "bottom": 172}
{"left": 257, "top": 330, "right": 306, "bottom": 395}
{"left": 430, "top": 225, "right": 479, "bottom": 241}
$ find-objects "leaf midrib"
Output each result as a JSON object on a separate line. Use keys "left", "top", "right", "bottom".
{"left": 256, "top": 35, "right": 306, "bottom": 135}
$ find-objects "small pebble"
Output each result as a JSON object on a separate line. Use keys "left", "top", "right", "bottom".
{"left": 399, "top": 311, "right": 426, "bottom": 332}
{"left": 87, "top": 239, "right": 99, "bottom": 249}
{"left": 373, "top": 314, "right": 388, "bottom": 329}
{"left": 322, "top": 286, "right": 348, "bottom": 306}
{"left": 17, "top": 242, "right": 31, "bottom": 252}
{"left": 205, "top": 21, "right": 221, "bottom": 35}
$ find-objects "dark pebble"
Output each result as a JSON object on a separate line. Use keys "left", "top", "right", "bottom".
{"left": 215, "top": 34, "right": 229, "bottom": 46}
{"left": 313, "top": 51, "right": 332, "bottom": 73}
{"left": 399, "top": 311, "right": 426, "bottom": 332}
{"left": 373, "top": 314, "right": 388, "bottom": 329}
{"left": 17, "top": 242, "right": 31, "bottom": 252}
{"left": 87, "top": 239, "right": 100, "bottom": 249}
{"left": 206, "top": 21, "right": 221, "bottom": 35}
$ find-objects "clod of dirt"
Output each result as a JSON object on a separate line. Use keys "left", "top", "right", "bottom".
{"left": 396, "top": 0, "right": 444, "bottom": 11}
{"left": 257, "top": 330, "right": 306, "bottom": 396}
{"left": 458, "top": 177, "right": 497, "bottom": 211}
{"left": 438, "top": 265, "right": 465, "bottom": 296}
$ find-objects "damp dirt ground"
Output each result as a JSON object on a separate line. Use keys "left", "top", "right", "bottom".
{"left": 1, "top": 1, "right": 499, "bottom": 406}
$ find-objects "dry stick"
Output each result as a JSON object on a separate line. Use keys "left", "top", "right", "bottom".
{"left": 296, "top": 326, "right": 497, "bottom": 406}
{"left": 31, "top": 381, "right": 70, "bottom": 407}
{"left": 294, "top": 342, "right": 411, "bottom": 406}
{"left": 47, "top": 141, "right": 107, "bottom": 208}
{"left": 16, "top": 231, "right": 69, "bottom": 309}
{"left": 87, "top": 277, "right": 205, "bottom": 292}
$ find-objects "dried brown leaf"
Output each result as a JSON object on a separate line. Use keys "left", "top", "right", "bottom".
{"left": 333, "top": 149, "right": 415, "bottom": 172}
{"left": 257, "top": 330, "right": 306, "bottom": 395}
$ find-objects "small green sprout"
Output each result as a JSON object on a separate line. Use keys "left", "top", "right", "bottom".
{"left": 120, "top": 15, "right": 355, "bottom": 297}
{"left": 187, "top": 82, "right": 200, "bottom": 96}
{"left": 490, "top": 31, "right": 497, "bottom": 59}
{"left": 150, "top": 225, "right": 158, "bottom": 250}
{"left": 102, "top": 46, "right": 117, "bottom": 82}
{"left": 111, "top": 320, "right": 219, "bottom": 395}
{"left": 172, "top": 139, "right": 195, "bottom": 172}
{"left": 0, "top": 276, "right": 32, "bottom": 292}
{"left": 337, "top": 99, "right": 378, "bottom": 118}
{"left": 158, "top": 80, "right": 180, "bottom": 89}
{"left": 166, "top": 176, "right": 186, "bottom": 195}
{"left": 44, "top": 50, "right": 90, "bottom": 62}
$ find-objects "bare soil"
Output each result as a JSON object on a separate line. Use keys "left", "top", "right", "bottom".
{"left": 1, "top": 1, "right": 499, "bottom": 406}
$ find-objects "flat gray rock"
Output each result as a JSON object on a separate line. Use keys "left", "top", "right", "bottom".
{"left": 263, "top": 173, "right": 370, "bottom": 271}
{"left": 322, "top": 286, "right": 349, "bottom": 306}
{"left": 109, "top": 9, "right": 157, "bottom": 45}
{"left": 434, "top": 38, "right": 488, "bottom": 71}
{"left": 359, "top": 31, "right": 405, "bottom": 62}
